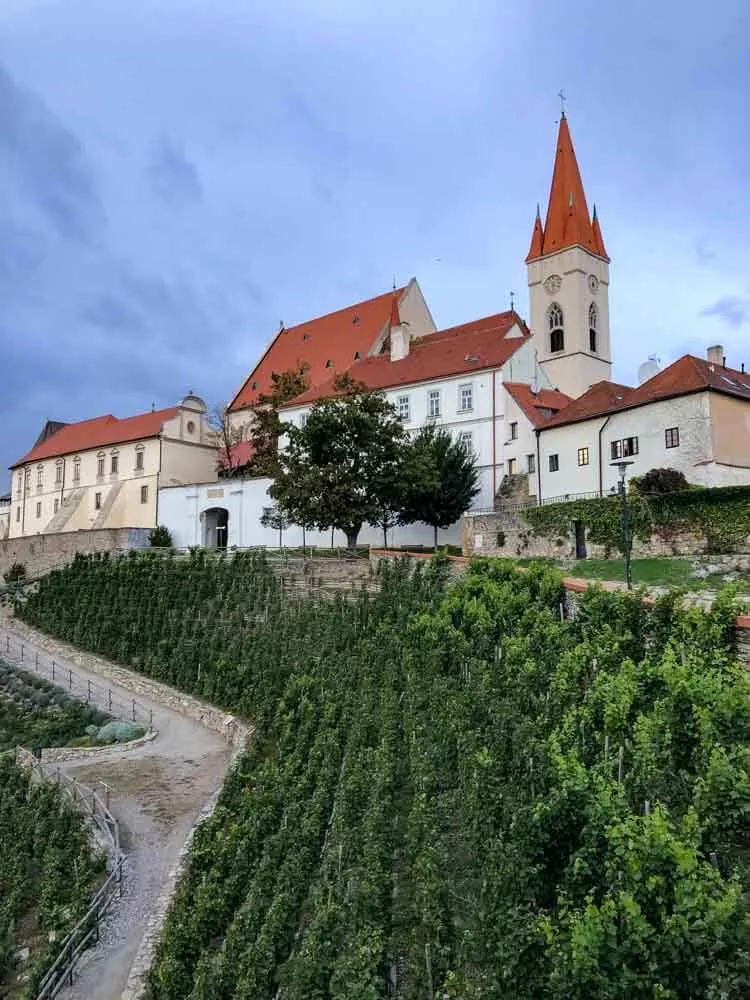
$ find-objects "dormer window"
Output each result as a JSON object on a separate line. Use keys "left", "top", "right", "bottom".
{"left": 325, "top": 359, "right": 333, "bottom": 368}
{"left": 354, "top": 351, "right": 361, "bottom": 361}
{"left": 589, "top": 302, "right": 598, "bottom": 353}
{"left": 548, "top": 303, "right": 564, "bottom": 353}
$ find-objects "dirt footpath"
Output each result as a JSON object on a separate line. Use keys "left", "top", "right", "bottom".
{"left": 2, "top": 621, "right": 234, "bottom": 1000}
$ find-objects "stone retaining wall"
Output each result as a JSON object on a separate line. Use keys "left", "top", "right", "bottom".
{"left": 39, "top": 730, "right": 158, "bottom": 764}
{"left": 0, "top": 527, "right": 151, "bottom": 580}
{"left": 4, "top": 618, "right": 245, "bottom": 748}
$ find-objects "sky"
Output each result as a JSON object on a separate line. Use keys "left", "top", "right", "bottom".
{"left": 1, "top": 0, "right": 749, "bottom": 489}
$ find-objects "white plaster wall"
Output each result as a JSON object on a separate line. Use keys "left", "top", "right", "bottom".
{"left": 537, "top": 392, "right": 720, "bottom": 500}
{"left": 159, "top": 479, "right": 460, "bottom": 550}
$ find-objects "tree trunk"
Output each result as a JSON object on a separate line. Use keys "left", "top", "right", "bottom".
{"left": 433, "top": 523, "right": 438, "bottom": 551}
{"left": 383, "top": 523, "right": 388, "bottom": 549}
{"left": 345, "top": 526, "right": 360, "bottom": 550}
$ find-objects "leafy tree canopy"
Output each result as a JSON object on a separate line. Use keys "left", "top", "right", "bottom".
{"left": 245, "top": 367, "right": 310, "bottom": 478}
{"left": 400, "top": 423, "right": 480, "bottom": 547}
{"left": 631, "top": 467, "right": 691, "bottom": 495}
{"left": 270, "top": 376, "right": 405, "bottom": 547}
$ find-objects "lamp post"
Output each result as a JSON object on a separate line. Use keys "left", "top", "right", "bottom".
{"left": 611, "top": 460, "right": 634, "bottom": 590}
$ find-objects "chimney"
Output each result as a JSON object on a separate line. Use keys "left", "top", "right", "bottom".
{"left": 388, "top": 292, "right": 410, "bottom": 362}
{"left": 707, "top": 344, "right": 723, "bottom": 365}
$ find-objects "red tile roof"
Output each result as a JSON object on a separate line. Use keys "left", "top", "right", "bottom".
{"left": 282, "top": 311, "right": 529, "bottom": 407}
{"left": 540, "top": 355, "right": 750, "bottom": 430}
{"left": 228, "top": 285, "right": 408, "bottom": 413}
{"left": 504, "top": 382, "right": 573, "bottom": 428}
{"left": 526, "top": 115, "right": 608, "bottom": 263}
{"left": 11, "top": 407, "right": 179, "bottom": 468}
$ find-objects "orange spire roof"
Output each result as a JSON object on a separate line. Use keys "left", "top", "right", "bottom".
{"left": 592, "top": 204, "right": 609, "bottom": 260}
{"left": 525, "top": 205, "right": 544, "bottom": 262}
{"left": 526, "top": 115, "right": 608, "bottom": 262}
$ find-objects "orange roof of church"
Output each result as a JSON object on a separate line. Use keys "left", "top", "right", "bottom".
{"left": 11, "top": 407, "right": 179, "bottom": 468}
{"left": 540, "top": 356, "right": 750, "bottom": 430}
{"left": 283, "top": 311, "right": 529, "bottom": 407}
{"left": 526, "top": 115, "right": 609, "bottom": 263}
{"left": 504, "top": 383, "right": 573, "bottom": 428}
{"left": 228, "top": 286, "right": 408, "bottom": 413}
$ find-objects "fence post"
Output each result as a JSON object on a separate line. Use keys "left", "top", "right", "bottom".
{"left": 68, "top": 668, "right": 73, "bottom": 691}
{"left": 132, "top": 700, "right": 136, "bottom": 722}
{"left": 87, "top": 679, "right": 92, "bottom": 704}
{"left": 52, "top": 659, "right": 56, "bottom": 681}
{"left": 35, "top": 651, "right": 39, "bottom": 669}
{"left": 20, "top": 643, "right": 24, "bottom": 662}
{"left": 107, "top": 689, "right": 112, "bottom": 713}
{"left": 5, "top": 635, "right": 8, "bottom": 652}
{"left": 149, "top": 709, "right": 153, "bottom": 732}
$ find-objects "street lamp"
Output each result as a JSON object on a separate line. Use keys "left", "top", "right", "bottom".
{"left": 611, "top": 460, "right": 634, "bottom": 590}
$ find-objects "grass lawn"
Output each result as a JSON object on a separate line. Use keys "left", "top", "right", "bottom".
{"left": 568, "top": 557, "right": 750, "bottom": 592}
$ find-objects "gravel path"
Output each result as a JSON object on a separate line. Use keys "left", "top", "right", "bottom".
{"left": 2, "top": 622, "right": 233, "bottom": 1000}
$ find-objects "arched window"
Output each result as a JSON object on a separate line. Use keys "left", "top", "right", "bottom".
{"left": 589, "top": 302, "right": 598, "bottom": 353}
{"left": 548, "top": 303, "right": 564, "bottom": 353}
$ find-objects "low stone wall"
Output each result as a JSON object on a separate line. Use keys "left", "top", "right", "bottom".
{"left": 6, "top": 617, "right": 246, "bottom": 748}
{"left": 462, "top": 510, "right": 750, "bottom": 564}
{"left": 39, "top": 730, "right": 157, "bottom": 764}
{"left": 0, "top": 527, "right": 151, "bottom": 581}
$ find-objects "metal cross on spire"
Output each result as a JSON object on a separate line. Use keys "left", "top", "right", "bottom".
{"left": 558, "top": 89, "right": 567, "bottom": 118}
{"left": 509, "top": 290, "right": 515, "bottom": 312}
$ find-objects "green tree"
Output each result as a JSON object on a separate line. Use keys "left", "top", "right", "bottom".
{"left": 149, "top": 525, "right": 173, "bottom": 548}
{"left": 631, "top": 467, "right": 690, "bottom": 495}
{"left": 399, "top": 423, "right": 479, "bottom": 549}
{"left": 245, "top": 368, "right": 310, "bottom": 478}
{"left": 270, "top": 377, "right": 405, "bottom": 548}
{"left": 208, "top": 402, "right": 247, "bottom": 479}
{"left": 260, "top": 505, "right": 289, "bottom": 548}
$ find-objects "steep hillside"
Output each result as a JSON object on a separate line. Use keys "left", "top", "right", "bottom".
{"left": 16, "top": 552, "right": 750, "bottom": 998}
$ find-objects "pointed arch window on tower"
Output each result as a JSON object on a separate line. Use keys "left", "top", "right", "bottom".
{"left": 589, "top": 302, "right": 598, "bottom": 353}
{"left": 548, "top": 303, "right": 564, "bottom": 353}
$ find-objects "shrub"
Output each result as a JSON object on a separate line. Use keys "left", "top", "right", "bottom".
{"left": 149, "top": 525, "right": 173, "bottom": 548}
{"left": 632, "top": 467, "right": 690, "bottom": 495}
{"left": 3, "top": 562, "right": 26, "bottom": 584}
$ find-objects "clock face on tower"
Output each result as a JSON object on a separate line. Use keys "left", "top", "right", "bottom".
{"left": 588, "top": 274, "right": 599, "bottom": 294}
{"left": 543, "top": 274, "right": 562, "bottom": 295}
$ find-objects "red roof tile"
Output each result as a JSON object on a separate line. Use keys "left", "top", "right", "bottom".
{"left": 541, "top": 355, "right": 750, "bottom": 430}
{"left": 282, "top": 311, "right": 529, "bottom": 407}
{"left": 526, "top": 115, "right": 608, "bottom": 263}
{"left": 228, "top": 286, "right": 408, "bottom": 413}
{"left": 11, "top": 407, "right": 179, "bottom": 468}
{"left": 504, "top": 382, "right": 574, "bottom": 428}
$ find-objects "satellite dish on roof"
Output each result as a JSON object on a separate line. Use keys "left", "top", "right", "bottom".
{"left": 637, "top": 356, "right": 661, "bottom": 385}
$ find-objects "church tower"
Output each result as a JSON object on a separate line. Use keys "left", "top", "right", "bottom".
{"left": 526, "top": 114, "right": 612, "bottom": 399}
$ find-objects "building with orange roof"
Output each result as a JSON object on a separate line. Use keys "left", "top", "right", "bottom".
{"left": 8, "top": 393, "right": 218, "bottom": 539}
{"left": 535, "top": 347, "right": 750, "bottom": 501}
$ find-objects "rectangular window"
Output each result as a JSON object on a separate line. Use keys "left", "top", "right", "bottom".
{"left": 507, "top": 457, "right": 517, "bottom": 475}
{"left": 428, "top": 389, "right": 441, "bottom": 418}
{"left": 97, "top": 457, "right": 105, "bottom": 477}
{"left": 16, "top": 476, "right": 22, "bottom": 498}
{"left": 612, "top": 437, "right": 639, "bottom": 460}
{"left": 397, "top": 395, "right": 410, "bottom": 422}
{"left": 35, "top": 502, "right": 41, "bottom": 519}
{"left": 54, "top": 498, "right": 59, "bottom": 514}
{"left": 459, "top": 383, "right": 473, "bottom": 412}
{"left": 549, "top": 454, "right": 559, "bottom": 472}
{"left": 510, "top": 421, "right": 518, "bottom": 440}
{"left": 665, "top": 426, "right": 680, "bottom": 449}
{"left": 299, "top": 413, "right": 307, "bottom": 428}
{"left": 37, "top": 467, "right": 43, "bottom": 487}
{"left": 578, "top": 447, "right": 590, "bottom": 466}
{"left": 527, "top": 453, "right": 536, "bottom": 474}
{"left": 458, "top": 430, "right": 473, "bottom": 454}
{"left": 94, "top": 492, "right": 102, "bottom": 510}
{"left": 140, "top": 485, "right": 148, "bottom": 504}
{"left": 111, "top": 454, "right": 119, "bottom": 474}
{"left": 135, "top": 450, "right": 144, "bottom": 471}
{"left": 73, "top": 461, "right": 81, "bottom": 483}
{"left": 55, "top": 464, "right": 62, "bottom": 484}
{"left": 15, "top": 507, "right": 20, "bottom": 522}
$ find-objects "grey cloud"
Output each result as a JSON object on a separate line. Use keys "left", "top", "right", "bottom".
{"left": 148, "top": 136, "right": 203, "bottom": 205}
{"left": 701, "top": 296, "right": 750, "bottom": 329}
{"left": 0, "top": 61, "right": 102, "bottom": 242}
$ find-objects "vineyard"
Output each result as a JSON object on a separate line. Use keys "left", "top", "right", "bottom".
{"left": 16, "top": 550, "right": 750, "bottom": 998}
{"left": 0, "top": 657, "right": 110, "bottom": 752}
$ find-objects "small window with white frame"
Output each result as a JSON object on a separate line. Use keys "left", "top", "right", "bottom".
{"left": 140, "top": 485, "right": 148, "bottom": 504}
{"left": 397, "top": 395, "right": 410, "bottom": 422}
{"left": 509, "top": 421, "right": 518, "bottom": 440}
{"left": 665, "top": 427, "right": 679, "bottom": 449}
{"left": 110, "top": 452, "right": 119, "bottom": 475}
{"left": 135, "top": 446, "right": 144, "bottom": 471}
{"left": 527, "top": 453, "right": 536, "bottom": 474}
{"left": 16, "top": 474, "right": 22, "bottom": 498}
{"left": 458, "top": 429, "right": 473, "bottom": 454}
{"left": 299, "top": 413, "right": 308, "bottom": 428}
{"left": 73, "top": 457, "right": 81, "bottom": 482}
{"left": 94, "top": 492, "right": 102, "bottom": 510}
{"left": 54, "top": 498, "right": 59, "bottom": 514}
{"left": 549, "top": 453, "right": 559, "bottom": 472}
{"left": 36, "top": 501, "right": 41, "bottom": 518}
{"left": 459, "top": 383, "right": 473, "bottom": 412}
{"left": 428, "top": 389, "right": 441, "bottom": 418}
{"left": 55, "top": 460, "right": 63, "bottom": 484}
{"left": 97, "top": 452, "right": 105, "bottom": 477}
{"left": 578, "top": 447, "right": 590, "bottom": 466}
{"left": 37, "top": 465, "right": 43, "bottom": 488}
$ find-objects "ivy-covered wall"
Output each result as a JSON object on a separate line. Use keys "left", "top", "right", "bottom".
{"left": 522, "top": 484, "right": 750, "bottom": 556}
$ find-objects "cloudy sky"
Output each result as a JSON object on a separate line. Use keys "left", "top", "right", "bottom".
{"left": 1, "top": 0, "right": 749, "bottom": 488}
